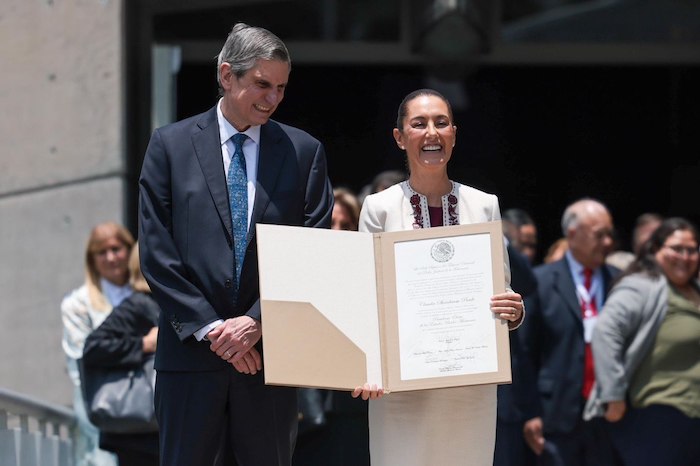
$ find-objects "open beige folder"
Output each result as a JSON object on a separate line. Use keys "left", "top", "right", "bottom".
{"left": 256, "top": 221, "right": 512, "bottom": 393}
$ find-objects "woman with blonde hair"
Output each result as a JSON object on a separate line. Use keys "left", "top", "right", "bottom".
{"left": 332, "top": 187, "right": 361, "bottom": 231}
{"left": 61, "top": 221, "right": 135, "bottom": 466}
{"left": 83, "top": 243, "right": 161, "bottom": 465}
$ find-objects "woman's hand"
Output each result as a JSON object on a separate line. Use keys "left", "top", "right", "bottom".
{"left": 352, "top": 383, "right": 384, "bottom": 401}
{"left": 490, "top": 292, "right": 525, "bottom": 329}
{"left": 142, "top": 326, "right": 158, "bottom": 354}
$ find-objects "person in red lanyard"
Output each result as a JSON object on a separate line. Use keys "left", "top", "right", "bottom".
{"left": 520, "top": 198, "right": 623, "bottom": 466}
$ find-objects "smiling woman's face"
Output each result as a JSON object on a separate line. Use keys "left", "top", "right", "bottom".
{"left": 93, "top": 236, "right": 130, "bottom": 286}
{"left": 655, "top": 229, "right": 700, "bottom": 287}
{"left": 394, "top": 94, "right": 456, "bottom": 175}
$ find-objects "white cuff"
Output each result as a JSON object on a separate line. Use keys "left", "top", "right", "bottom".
{"left": 194, "top": 319, "right": 224, "bottom": 341}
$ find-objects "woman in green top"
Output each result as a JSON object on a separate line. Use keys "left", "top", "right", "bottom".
{"left": 585, "top": 217, "right": 700, "bottom": 466}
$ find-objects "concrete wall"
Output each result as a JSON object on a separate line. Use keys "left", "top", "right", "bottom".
{"left": 0, "top": 0, "right": 125, "bottom": 406}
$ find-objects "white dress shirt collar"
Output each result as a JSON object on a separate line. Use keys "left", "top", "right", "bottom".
{"left": 565, "top": 250, "right": 603, "bottom": 304}
{"left": 216, "top": 98, "right": 261, "bottom": 147}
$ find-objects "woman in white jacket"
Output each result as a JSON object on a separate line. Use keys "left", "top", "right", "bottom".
{"left": 353, "top": 88, "right": 525, "bottom": 466}
{"left": 61, "top": 221, "right": 135, "bottom": 466}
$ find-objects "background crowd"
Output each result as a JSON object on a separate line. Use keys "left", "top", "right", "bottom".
{"left": 63, "top": 182, "right": 700, "bottom": 466}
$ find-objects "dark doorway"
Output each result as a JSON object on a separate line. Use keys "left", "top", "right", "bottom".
{"left": 175, "top": 63, "right": 700, "bottom": 262}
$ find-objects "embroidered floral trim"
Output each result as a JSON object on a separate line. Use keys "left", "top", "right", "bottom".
{"left": 405, "top": 181, "right": 458, "bottom": 229}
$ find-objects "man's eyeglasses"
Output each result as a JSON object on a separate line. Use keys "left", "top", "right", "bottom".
{"left": 663, "top": 244, "right": 700, "bottom": 257}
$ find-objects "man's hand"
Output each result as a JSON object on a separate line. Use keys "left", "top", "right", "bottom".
{"left": 523, "top": 417, "right": 545, "bottom": 455}
{"left": 605, "top": 400, "right": 626, "bottom": 422}
{"left": 230, "top": 346, "right": 262, "bottom": 375}
{"left": 207, "top": 316, "right": 263, "bottom": 374}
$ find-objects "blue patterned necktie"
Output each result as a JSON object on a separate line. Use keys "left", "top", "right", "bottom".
{"left": 227, "top": 133, "right": 248, "bottom": 288}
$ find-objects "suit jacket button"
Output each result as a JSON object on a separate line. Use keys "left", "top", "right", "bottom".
{"left": 225, "top": 279, "right": 232, "bottom": 288}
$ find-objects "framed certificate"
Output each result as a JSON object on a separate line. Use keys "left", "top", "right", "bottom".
{"left": 256, "top": 221, "right": 511, "bottom": 392}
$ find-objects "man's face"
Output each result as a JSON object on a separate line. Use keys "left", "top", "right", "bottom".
{"left": 567, "top": 211, "right": 614, "bottom": 269}
{"left": 220, "top": 59, "right": 290, "bottom": 131}
{"left": 517, "top": 224, "right": 538, "bottom": 263}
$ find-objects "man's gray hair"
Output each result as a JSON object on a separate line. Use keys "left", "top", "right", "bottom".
{"left": 216, "top": 23, "right": 291, "bottom": 89}
{"left": 561, "top": 204, "right": 580, "bottom": 236}
{"left": 560, "top": 198, "right": 608, "bottom": 236}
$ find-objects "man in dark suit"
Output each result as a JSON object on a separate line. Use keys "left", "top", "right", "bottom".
{"left": 503, "top": 208, "right": 539, "bottom": 264}
{"left": 138, "top": 23, "right": 333, "bottom": 466}
{"left": 520, "top": 198, "right": 621, "bottom": 466}
{"left": 494, "top": 243, "right": 539, "bottom": 466}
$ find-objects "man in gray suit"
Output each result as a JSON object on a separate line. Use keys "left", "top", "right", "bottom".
{"left": 139, "top": 23, "right": 333, "bottom": 466}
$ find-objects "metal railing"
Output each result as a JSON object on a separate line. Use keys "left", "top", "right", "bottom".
{"left": 0, "top": 387, "right": 76, "bottom": 466}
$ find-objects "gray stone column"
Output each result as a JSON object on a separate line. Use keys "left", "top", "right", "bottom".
{"left": 0, "top": 0, "right": 125, "bottom": 406}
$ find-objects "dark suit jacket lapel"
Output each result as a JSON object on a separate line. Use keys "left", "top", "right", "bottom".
{"left": 250, "top": 121, "right": 286, "bottom": 241}
{"left": 601, "top": 265, "right": 617, "bottom": 303}
{"left": 555, "top": 258, "right": 582, "bottom": 320}
{"left": 192, "top": 107, "right": 233, "bottom": 244}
